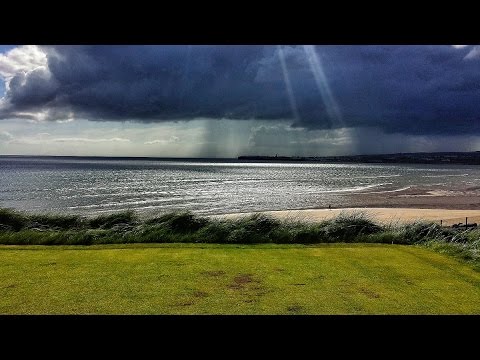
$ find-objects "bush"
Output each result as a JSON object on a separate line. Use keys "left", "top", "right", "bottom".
{"left": 401, "top": 222, "right": 443, "bottom": 243}
{"left": 193, "top": 221, "right": 233, "bottom": 243}
{"left": 291, "top": 224, "right": 326, "bottom": 244}
{"left": 88, "top": 211, "right": 138, "bottom": 229}
{"left": 237, "top": 213, "right": 281, "bottom": 234}
{"left": 0, "top": 208, "right": 27, "bottom": 231}
{"left": 145, "top": 211, "right": 209, "bottom": 233}
{"left": 4, "top": 208, "right": 478, "bottom": 252}
{"left": 358, "top": 231, "right": 406, "bottom": 244}
{"left": 320, "top": 212, "right": 382, "bottom": 242}
{"left": 29, "top": 214, "right": 84, "bottom": 230}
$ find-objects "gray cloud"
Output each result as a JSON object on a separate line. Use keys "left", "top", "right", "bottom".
{"left": 1, "top": 45, "right": 480, "bottom": 136}
{"left": 0, "top": 45, "right": 47, "bottom": 81}
{"left": 0, "top": 130, "right": 13, "bottom": 141}
{"left": 51, "top": 137, "right": 130, "bottom": 143}
{"left": 247, "top": 124, "right": 480, "bottom": 156}
{"left": 144, "top": 136, "right": 180, "bottom": 145}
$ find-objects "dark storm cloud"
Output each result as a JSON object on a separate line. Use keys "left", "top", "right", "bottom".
{"left": 1, "top": 45, "right": 479, "bottom": 135}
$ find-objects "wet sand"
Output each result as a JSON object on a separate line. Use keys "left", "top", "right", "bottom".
{"left": 213, "top": 183, "right": 480, "bottom": 225}
{"left": 347, "top": 185, "right": 480, "bottom": 210}
{"left": 211, "top": 182, "right": 480, "bottom": 226}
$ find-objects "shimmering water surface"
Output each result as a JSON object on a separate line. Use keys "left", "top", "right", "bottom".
{"left": 1, "top": 156, "right": 479, "bottom": 215}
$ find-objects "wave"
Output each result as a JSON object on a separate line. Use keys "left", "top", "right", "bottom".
{"left": 422, "top": 174, "right": 469, "bottom": 178}
{"left": 67, "top": 195, "right": 216, "bottom": 210}
{"left": 331, "top": 175, "right": 401, "bottom": 180}
{"left": 362, "top": 186, "right": 411, "bottom": 194}
{"left": 318, "top": 183, "right": 390, "bottom": 194}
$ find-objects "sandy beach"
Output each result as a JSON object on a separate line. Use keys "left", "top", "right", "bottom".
{"left": 212, "top": 182, "right": 480, "bottom": 226}
{"left": 213, "top": 207, "right": 480, "bottom": 226}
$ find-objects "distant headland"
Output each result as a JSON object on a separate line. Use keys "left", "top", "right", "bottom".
{"left": 238, "top": 152, "right": 480, "bottom": 165}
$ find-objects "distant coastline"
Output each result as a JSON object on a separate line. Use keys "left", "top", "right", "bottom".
{"left": 2, "top": 151, "right": 480, "bottom": 165}
{"left": 238, "top": 152, "right": 480, "bottom": 165}
{"left": 0, "top": 155, "right": 237, "bottom": 162}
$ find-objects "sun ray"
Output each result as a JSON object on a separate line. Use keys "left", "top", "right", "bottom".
{"left": 277, "top": 45, "right": 300, "bottom": 122}
{"left": 303, "top": 45, "right": 344, "bottom": 127}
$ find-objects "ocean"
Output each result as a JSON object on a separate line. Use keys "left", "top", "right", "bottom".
{"left": 1, "top": 156, "right": 479, "bottom": 215}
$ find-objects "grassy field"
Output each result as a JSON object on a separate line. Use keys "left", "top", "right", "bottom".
{"left": 1, "top": 243, "right": 479, "bottom": 314}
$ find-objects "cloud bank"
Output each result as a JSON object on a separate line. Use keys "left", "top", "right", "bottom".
{"left": 1, "top": 45, "right": 479, "bottom": 136}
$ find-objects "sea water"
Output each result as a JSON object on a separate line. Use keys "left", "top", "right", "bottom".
{"left": 1, "top": 156, "right": 479, "bottom": 215}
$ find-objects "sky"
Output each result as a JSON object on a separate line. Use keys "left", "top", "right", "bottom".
{"left": 0, "top": 45, "right": 479, "bottom": 157}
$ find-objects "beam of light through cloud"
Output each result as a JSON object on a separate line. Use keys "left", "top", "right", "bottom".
{"left": 277, "top": 46, "right": 300, "bottom": 122}
{"left": 303, "top": 45, "right": 344, "bottom": 127}
{"left": 451, "top": 44, "right": 480, "bottom": 60}
{"left": 465, "top": 47, "right": 480, "bottom": 60}
{"left": 1, "top": 117, "right": 480, "bottom": 157}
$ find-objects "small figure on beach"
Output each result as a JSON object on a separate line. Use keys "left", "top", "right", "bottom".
{"left": 328, "top": 204, "right": 331, "bottom": 210}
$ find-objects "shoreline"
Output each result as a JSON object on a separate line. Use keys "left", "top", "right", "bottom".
{"left": 211, "top": 207, "right": 480, "bottom": 226}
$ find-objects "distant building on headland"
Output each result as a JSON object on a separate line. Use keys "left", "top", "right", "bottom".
{"left": 238, "top": 152, "right": 480, "bottom": 165}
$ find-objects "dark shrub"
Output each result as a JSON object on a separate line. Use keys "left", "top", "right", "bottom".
{"left": 145, "top": 211, "right": 209, "bottom": 233}
{"left": 194, "top": 221, "right": 233, "bottom": 243}
{"left": 29, "top": 214, "right": 84, "bottom": 230}
{"left": 0, "top": 208, "right": 27, "bottom": 231}
{"left": 320, "top": 212, "right": 382, "bottom": 242}
{"left": 292, "top": 224, "right": 328, "bottom": 244}
{"left": 402, "top": 222, "right": 443, "bottom": 243}
{"left": 269, "top": 227, "right": 295, "bottom": 244}
{"left": 222, "top": 214, "right": 281, "bottom": 243}
{"left": 88, "top": 211, "right": 138, "bottom": 229}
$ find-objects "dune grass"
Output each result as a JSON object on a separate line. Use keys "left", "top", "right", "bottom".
{"left": 1, "top": 208, "right": 480, "bottom": 270}
{"left": 0, "top": 208, "right": 454, "bottom": 246}
{"left": 0, "top": 243, "right": 479, "bottom": 314}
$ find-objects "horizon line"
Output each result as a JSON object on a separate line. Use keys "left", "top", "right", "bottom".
{"left": 1, "top": 150, "right": 479, "bottom": 160}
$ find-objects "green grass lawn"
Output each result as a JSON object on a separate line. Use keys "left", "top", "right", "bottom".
{"left": 1, "top": 243, "right": 479, "bottom": 314}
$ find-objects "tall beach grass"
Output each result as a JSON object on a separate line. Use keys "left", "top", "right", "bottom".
{"left": 1, "top": 207, "right": 479, "bottom": 267}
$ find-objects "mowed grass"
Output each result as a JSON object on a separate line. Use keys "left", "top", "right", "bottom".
{"left": 1, "top": 243, "right": 479, "bottom": 314}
